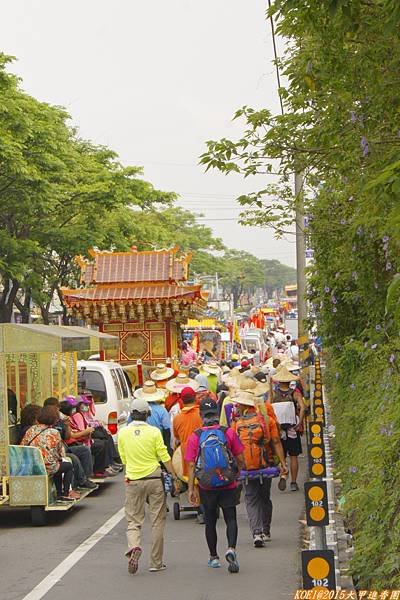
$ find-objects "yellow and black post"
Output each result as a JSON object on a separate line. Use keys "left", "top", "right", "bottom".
{"left": 304, "top": 481, "right": 329, "bottom": 527}
{"left": 301, "top": 550, "right": 336, "bottom": 590}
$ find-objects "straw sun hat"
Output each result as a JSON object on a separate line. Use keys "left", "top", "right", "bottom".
{"left": 284, "top": 360, "right": 300, "bottom": 372}
{"left": 238, "top": 377, "right": 269, "bottom": 396}
{"left": 166, "top": 373, "right": 199, "bottom": 393}
{"left": 150, "top": 363, "right": 175, "bottom": 381}
{"left": 134, "top": 380, "right": 166, "bottom": 403}
{"left": 234, "top": 390, "right": 256, "bottom": 407}
{"left": 202, "top": 362, "right": 222, "bottom": 375}
{"left": 265, "top": 356, "right": 283, "bottom": 368}
{"left": 272, "top": 366, "right": 299, "bottom": 383}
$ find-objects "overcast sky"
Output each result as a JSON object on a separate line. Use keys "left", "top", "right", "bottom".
{"left": 0, "top": 0, "right": 296, "bottom": 268}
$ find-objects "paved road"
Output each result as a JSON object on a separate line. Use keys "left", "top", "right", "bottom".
{"left": 1, "top": 457, "right": 305, "bottom": 600}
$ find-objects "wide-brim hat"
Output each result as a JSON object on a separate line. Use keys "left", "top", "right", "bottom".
{"left": 150, "top": 364, "right": 175, "bottom": 381}
{"left": 202, "top": 362, "right": 221, "bottom": 375}
{"left": 284, "top": 361, "right": 300, "bottom": 372}
{"left": 265, "top": 356, "right": 283, "bottom": 368}
{"left": 134, "top": 380, "right": 166, "bottom": 402}
{"left": 238, "top": 377, "right": 269, "bottom": 396}
{"left": 222, "top": 375, "right": 240, "bottom": 391}
{"left": 272, "top": 366, "right": 299, "bottom": 383}
{"left": 166, "top": 373, "right": 199, "bottom": 393}
{"left": 234, "top": 391, "right": 256, "bottom": 407}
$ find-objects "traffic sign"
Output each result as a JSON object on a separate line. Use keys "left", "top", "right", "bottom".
{"left": 304, "top": 481, "right": 329, "bottom": 526}
{"left": 302, "top": 550, "right": 336, "bottom": 590}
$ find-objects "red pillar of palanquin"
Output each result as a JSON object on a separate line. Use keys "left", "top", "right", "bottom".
{"left": 61, "top": 247, "right": 207, "bottom": 367}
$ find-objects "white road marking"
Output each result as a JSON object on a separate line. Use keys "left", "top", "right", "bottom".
{"left": 21, "top": 507, "right": 125, "bottom": 600}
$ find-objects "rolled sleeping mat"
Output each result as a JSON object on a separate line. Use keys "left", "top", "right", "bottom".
{"left": 238, "top": 466, "right": 280, "bottom": 481}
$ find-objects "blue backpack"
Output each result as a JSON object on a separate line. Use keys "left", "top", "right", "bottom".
{"left": 195, "top": 427, "right": 237, "bottom": 488}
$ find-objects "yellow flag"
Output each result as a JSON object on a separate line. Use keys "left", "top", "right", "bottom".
{"left": 234, "top": 320, "right": 241, "bottom": 344}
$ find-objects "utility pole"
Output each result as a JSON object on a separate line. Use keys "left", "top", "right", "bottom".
{"left": 295, "top": 171, "right": 307, "bottom": 338}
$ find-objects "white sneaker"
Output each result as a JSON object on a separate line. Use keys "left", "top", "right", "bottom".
{"left": 261, "top": 532, "right": 271, "bottom": 543}
{"left": 253, "top": 534, "right": 265, "bottom": 548}
{"left": 149, "top": 564, "right": 167, "bottom": 572}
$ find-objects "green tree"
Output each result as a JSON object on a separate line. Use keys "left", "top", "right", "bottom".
{"left": 218, "top": 250, "right": 265, "bottom": 308}
{"left": 262, "top": 259, "right": 296, "bottom": 297}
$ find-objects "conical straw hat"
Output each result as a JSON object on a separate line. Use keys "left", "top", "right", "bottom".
{"left": 272, "top": 366, "right": 299, "bottom": 383}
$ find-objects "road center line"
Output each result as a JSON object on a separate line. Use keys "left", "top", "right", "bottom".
{"left": 21, "top": 507, "right": 125, "bottom": 600}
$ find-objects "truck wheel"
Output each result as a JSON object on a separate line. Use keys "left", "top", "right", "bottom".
{"left": 31, "top": 506, "right": 47, "bottom": 526}
{"left": 173, "top": 502, "right": 180, "bottom": 520}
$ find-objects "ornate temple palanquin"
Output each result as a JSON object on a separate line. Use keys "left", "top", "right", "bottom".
{"left": 62, "top": 247, "right": 207, "bottom": 365}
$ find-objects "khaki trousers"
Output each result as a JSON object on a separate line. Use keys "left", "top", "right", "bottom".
{"left": 125, "top": 473, "right": 167, "bottom": 569}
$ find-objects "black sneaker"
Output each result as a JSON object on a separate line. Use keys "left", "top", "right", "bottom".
{"left": 290, "top": 482, "right": 299, "bottom": 492}
{"left": 79, "top": 480, "right": 98, "bottom": 490}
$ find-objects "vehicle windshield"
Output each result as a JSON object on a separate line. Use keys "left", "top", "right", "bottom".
{"left": 81, "top": 370, "right": 107, "bottom": 403}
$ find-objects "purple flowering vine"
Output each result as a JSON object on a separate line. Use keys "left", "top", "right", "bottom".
{"left": 361, "top": 137, "right": 369, "bottom": 156}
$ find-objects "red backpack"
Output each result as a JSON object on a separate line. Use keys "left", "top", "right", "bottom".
{"left": 235, "top": 413, "right": 270, "bottom": 471}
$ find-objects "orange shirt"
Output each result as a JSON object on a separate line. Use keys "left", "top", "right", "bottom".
{"left": 173, "top": 404, "right": 202, "bottom": 476}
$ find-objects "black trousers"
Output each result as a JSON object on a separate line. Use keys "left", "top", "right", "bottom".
{"left": 91, "top": 439, "right": 109, "bottom": 472}
{"left": 53, "top": 461, "right": 73, "bottom": 496}
{"left": 199, "top": 487, "right": 238, "bottom": 557}
{"left": 67, "top": 444, "right": 93, "bottom": 479}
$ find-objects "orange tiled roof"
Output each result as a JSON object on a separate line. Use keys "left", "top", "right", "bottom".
{"left": 79, "top": 248, "right": 189, "bottom": 285}
{"left": 62, "top": 284, "right": 203, "bottom": 303}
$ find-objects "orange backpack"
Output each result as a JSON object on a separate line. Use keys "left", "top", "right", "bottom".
{"left": 235, "top": 413, "right": 270, "bottom": 471}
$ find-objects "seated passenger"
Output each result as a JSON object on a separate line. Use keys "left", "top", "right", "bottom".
{"left": 64, "top": 397, "right": 117, "bottom": 478}
{"left": 21, "top": 405, "right": 78, "bottom": 500}
{"left": 45, "top": 397, "right": 97, "bottom": 490}
{"left": 18, "top": 404, "right": 41, "bottom": 443}
{"left": 79, "top": 392, "right": 123, "bottom": 470}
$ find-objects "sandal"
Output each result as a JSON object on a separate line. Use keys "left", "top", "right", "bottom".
{"left": 278, "top": 476, "right": 287, "bottom": 491}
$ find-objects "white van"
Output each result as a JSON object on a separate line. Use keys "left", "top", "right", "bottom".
{"left": 240, "top": 328, "right": 269, "bottom": 362}
{"left": 77, "top": 360, "right": 133, "bottom": 436}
